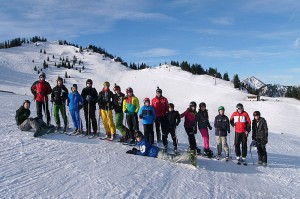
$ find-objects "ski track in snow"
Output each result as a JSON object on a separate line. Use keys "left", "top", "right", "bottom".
{"left": 0, "top": 43, "right": 300, "bottom": 198}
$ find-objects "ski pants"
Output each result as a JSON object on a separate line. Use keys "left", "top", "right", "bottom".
{"left": 126, "top": 113, "right": 139, "bottom": 140}
{"left": 235, "top": 132, "right": 247, "bottom": 158}
{"left": 162, "top": 128, "right": 178, "bottom": 149}
{"left": 100, "top": 109, "right": 116, "bottom": 135}
{"left": 84, "top": 105, "right": 97, "bottom": 133}
{"left": 143, "top": 124, "right": 154, "bottom": 144}
{"left": 185, "top": 127, "right": 197, "bottom": 150}
{"left": 70, "top": 110, "right": 81, "bottom": 129}
{"left": 115, "top": 112, "right": 127, "bottom": 136}
{"left": 199, "top": 128, "right": 210, "bottom": 150}
{"left": 19, "top": 117, "right": 46, "bottom": 131}
{"left": 154, "top": 115, "right": 168, "bottom": 142}
{"left": 53, "top": 104, "right": 68, "bottom": 127}
{"left": 216, "top": 136, "right": 229, "bottom": 157}
{"left": 36, "top": 101, "right": 51, "bottom": 125}
{"left": 256, "top": 140, "right": 267, "bottom": 163}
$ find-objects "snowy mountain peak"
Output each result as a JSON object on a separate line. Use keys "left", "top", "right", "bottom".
{"left": 242, "top": 76, "right": 266, "bottom": 90}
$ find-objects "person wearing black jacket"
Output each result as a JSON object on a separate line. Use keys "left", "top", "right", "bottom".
{"left": 98, "top": 81, "right": 116, "bottom": 140}
{"left": 51, "top": 76, "right": 69, "bottom": 132}
{"left": 81, "top": 79, "right": 98, "bottom": 135}
{"left": 163, "top": 103, "right": 181, "bottom": 153}
{"left": 113, "top": 85, "right": 129, "bottom": 142}
{"left": 214, "top": 106, "right": 230, "bottom": 160}
{"left": 15, "top": 100, "right": 48, "bottom": 136}
{"left": 252, "top": 111, "right": 268, "bottom": 166}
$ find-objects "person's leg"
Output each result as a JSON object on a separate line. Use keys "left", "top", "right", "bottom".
{"left": 235, "top": 132, "right": 242, "bottom": 157}
{"left": 241, "top": 132, "right": 248, "bottom": 158}
{"left": 107, "top": 110, "right": 116, "bottom": 135}
{"left": 36, "top": 101, "right": 43, "bottom": 120}
{"left": 19, "top": 119, "right": 33, "bottom": 131}
{"left": 155, "top": 117, "right": 161, "bottom": 142}
{"left": 100, "top": 109, "right": 110, "bottom": 133}
{"left": 89, "top": 106, "right": 97, "bottom": 133}
{"left": 200, "top": 128, "right": 209, "bottom": 150}
{"left": 216, "top": 136, "right": 222, "bottom": 155}
{"left": 53, "top": 104, "right": 60, "bottom": 127}
{"left": 222, "top": 136, "right": 229, "bottom": 157}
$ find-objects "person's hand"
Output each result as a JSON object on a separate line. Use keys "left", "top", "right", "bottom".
{"left": 208, "top": 126, "right": 212, "bottom": 130}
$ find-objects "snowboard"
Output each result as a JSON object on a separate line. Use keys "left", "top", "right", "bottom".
{"left": 189, "top": 149, "right": 197, "bottom": 168}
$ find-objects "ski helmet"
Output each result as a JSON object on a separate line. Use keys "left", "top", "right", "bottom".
{"left": 253, "top": 111, "right": 261, "bottom": 117}
{"left": 143, "top": 97, "right": 150, "bottom": 103}
{"left": 103, "top": 81, "right": 110, "bottom": 87}
{"left": 86, "top": 79, "right": 93, "bottom": 85}
{"left": 126, "top": 87, "right": 133, "bottom": 94}
{"left": 236, "top": 103, "right": 244, "bottom": 109}
{"left": 156, "top": 87, "right": 162, "bottom": 94}
{"left": 199, "top": 102, "right": 206, "bottom": 108}
{"left": 189, "top": 101, "right": 197, "bottom": 108}
{"left": 23, "top": 100, "right": 31, "bottom": 105}
{"left": 113, "top": 85, "right": 121, "bottom": 92}
{"left": 39, "top": 72, "right": 46, "bottom": 78}
{"left": 218, "top": 106, "right": 225, "bottom": 111}
{"left": 135, "top": 131, "right": 144, "bottom": 139}
{"left": 168, "top": 103, "right": 175, "bottom": 109}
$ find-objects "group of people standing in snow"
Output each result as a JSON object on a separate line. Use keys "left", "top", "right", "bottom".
{"left": 15, "top": 72, "right": 269, "bottom": 166}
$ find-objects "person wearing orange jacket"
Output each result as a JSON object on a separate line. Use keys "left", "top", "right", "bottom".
{"left": 31, "top": 72, "right": 52, "bottom": 126}
{"left": 230, "top": 103, "right": 251, "bottom": 164}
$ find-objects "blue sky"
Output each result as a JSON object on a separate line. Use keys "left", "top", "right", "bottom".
{"left": 1, "top": 0, "right": 300, "bottom": 85}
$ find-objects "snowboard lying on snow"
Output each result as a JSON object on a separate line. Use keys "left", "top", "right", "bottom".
{"left": 33, "top": 126, "right": 56, "bottom": 137}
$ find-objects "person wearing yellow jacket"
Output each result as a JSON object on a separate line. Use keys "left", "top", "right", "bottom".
{"left": 123, "top": 87, "right": 140, "bottom": 145}
{"left": 98, "top": 81, "right": 116, "bottom": 140}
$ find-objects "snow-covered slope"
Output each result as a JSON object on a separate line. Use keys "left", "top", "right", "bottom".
{"left": 0, "top": 43, "right": 299, "bottom": 198}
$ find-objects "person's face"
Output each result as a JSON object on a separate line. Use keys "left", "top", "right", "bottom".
{"left": 190, "top": 106, "right": 196, "bottom": 111}
{"left": 238, "top": 108, "right": 243, "bottom": 113}
{"left": 57, "top": 80, "right": 62, "bottom": 87}
{"left": 115, "top": 89, "right": 120, "bottom": 94}
{"left": 254, "top": 115, "right": 260, "bottom": 120}
{"left": 86, "top": 83, "right": 92, "bottom": 87}
{"left": 39, "top": 76, "right": 45, "bottom": 81}
{"left": 169, "top": 107, "right": 173, "bottom": 112}
{"left": 24, "top": 102, "right": 30, "bottom": 109}
{"left": 201, "top": 106, "right": 206, "bottom": 111}
{"left": 219, "top": 110, "right": 225, "bottom": 115}
{"left": 72, "top": 87, "right": 77, "bottom": 92}
{"left": 127, "top": 92, "right": 132, "bottom": 96}
{"left": 156, "top": 92, "right": 161, "bottom": 97}
{"left": 104, "top": 85, "right": 108, "bottom": 90}
{"left": 136, "top": 136, "right": 142, "bottom": 142}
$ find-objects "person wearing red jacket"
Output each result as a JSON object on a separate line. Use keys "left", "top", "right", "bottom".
{"left": 31, "top": 72, "right": 52, "bottom": 126}
{"left": 230, "top": 103, "right": 251, "bottom": 163}
{"left": 151, "top": 87, "right": 168, "bottom": 143}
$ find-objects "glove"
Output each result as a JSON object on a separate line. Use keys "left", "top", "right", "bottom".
{"left": 228, "top": 131, "right": 230, "bottom": 134}
{"left": 78, "top": 104, "right": 83, "bottom": 110}
{"left": 124, "top": 109, "right": 128, "bottom": 113}
{"left": 139, "top": 115, "right": 143, "bottom": 119}
{"left": 250, "top": 140, "right": 256, "bottom": 147}
{"left": 132, "top": 148, "right": 138, "bottom": 153}
{"left": 126, "top": 150, "right": 134, "bottom": 154}
{"left": 86, "top": 95, "right": 91, "bottom": 102}
{"left": 208, "top": 126, "right": 212, "bottom": 130}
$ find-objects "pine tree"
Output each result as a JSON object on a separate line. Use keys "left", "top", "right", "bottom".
{"left": 223, "top": 72, "right": 230, "bottom": 81}
{"left": 233, "top": 74, "right": 241, "bottom": 89}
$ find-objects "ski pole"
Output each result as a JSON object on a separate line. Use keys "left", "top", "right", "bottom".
{"left": 228, "top": 132, "right": 232, "bottom": 158}
{"left": 250, "top": 141, "right": 255, "bottom": 165}
{"left": 88, "top": 102, "right": 90, "bottom": 136}
{"left": 97, "top": 108, "right": 101, "bottom": 135}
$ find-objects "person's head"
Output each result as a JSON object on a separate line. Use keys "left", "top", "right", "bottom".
{"left": 218, "top": 106, "right": 225, "bottom": 115}
{"left": 39, "top": 72, "right": 46, "bottom": 81}
{"left": 143, "top": 97, "right": 150, "bottom": 106}
{"left": 103, "top": 81, "right": 110, "bottom": 91}
{"left": 199, "top": 102, "right": 206, "bottom": 111}
{"left": 189, "top": 101, "right": 197, "bottom": 111}
{"left": 236, "top": 103, "right": 244, "bottom": 113}
{"left": 86, "top": 79, "right": 93, "bottom": 88}
{"left": 56, "top": 76, "right": 63, "bottom": 87}
{"left": 71, "top": 84, "right": 78, "bottom": 92}
{"left": 135, "top": 131, "right": 144, "bottom": 142}
{"left": 23, "top": 100, "right": 30, "bottom": 109}
{"left": 113, "top": 85, "right": 121, "bottom": 94}
{"left": 126, "top": 87, "right": 133, "bottom": 96}
{"left": 253, "top": 111, "right": 261, "bottom": 120}
{"left": 168, "top": 103, "right": 174, "bottom": 112}
{"left": 156, "top": 87, "right": 162, "bottom": 98}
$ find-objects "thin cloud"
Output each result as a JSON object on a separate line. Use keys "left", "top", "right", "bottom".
{"left": 210, "top": 17, "right": 233, "bottom": 25}
{"left": 130, "top": 48, "right": 179, "bottom": 58}
{"left": 294, "top": 37, "right": 300, "bottom": 48}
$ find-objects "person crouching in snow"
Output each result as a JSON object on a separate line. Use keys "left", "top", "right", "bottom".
{"left": 126, "top": 131, "right": 159, "bottom": 157}
{"left": 67, "top": 84, "right": 84, "bottom": 135}
{"left": 252, "top": 111, "right": 268, "bottom": 166}
{"left": 138, "top": 98, "right": 156, "bottom": 144}
{"left": 15, "top": 100, "right": 49, "bottom": 137}
{"left": 214, "top": 106, "right": 230, "bottom": 160}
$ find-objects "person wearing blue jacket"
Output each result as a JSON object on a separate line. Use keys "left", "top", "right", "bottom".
{"left": 67, "top": 84, "right": 84, "bottom": 135}
{"left": 138, "top": 98, "right": 156, "bottom": 144}
{"left": 126, "top": 131, "right": 159, "bottom": 157}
